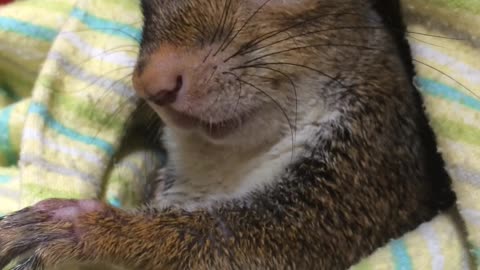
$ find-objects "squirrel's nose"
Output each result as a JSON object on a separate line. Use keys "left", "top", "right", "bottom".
{"left": 147, "top": 74, "right": 183, "bottom": 106}
{"left": 133, "top": 47, "right": 187, "bottom": 106}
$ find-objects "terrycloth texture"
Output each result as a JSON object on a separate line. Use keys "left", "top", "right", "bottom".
{"left": 0, "top": 0, "right": 479, "bottom": 269}
{"left": 0, "top": 0, "right": 159, "bottom": 213}
{"left": 351, "top": 1, "right": 480, "bottom": 268}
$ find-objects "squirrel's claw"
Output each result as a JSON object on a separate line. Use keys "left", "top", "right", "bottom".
{"left": 0, "top": 199, "right": 109, "bottom": 270}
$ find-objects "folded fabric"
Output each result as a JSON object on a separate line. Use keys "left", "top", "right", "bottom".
{"left": 0, "top": 0, "right": 478, "bottom": 269}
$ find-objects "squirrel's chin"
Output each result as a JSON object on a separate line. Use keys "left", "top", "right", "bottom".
{"left": 153, "top": 105, "right": 255, "bottom": 141}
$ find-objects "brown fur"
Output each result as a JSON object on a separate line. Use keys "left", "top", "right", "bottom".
{"left": 0, "top": 1, "right": 454, "bottom": 269}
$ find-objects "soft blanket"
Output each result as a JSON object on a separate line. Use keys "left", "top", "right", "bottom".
{"left": 0, "top": 0, "right": 479, "bottom": 269}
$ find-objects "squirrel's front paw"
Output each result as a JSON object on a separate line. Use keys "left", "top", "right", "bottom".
{"left": 0, "top": 199, "right": 116, "bottom": 270}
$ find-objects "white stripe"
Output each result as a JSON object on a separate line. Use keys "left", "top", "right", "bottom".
{"left": 410, "top": 42, "right": 480, "bottom": 85}
{"left": 112, "top": 151, "right": 162, "bottom": 184}
{"left": 22, "top": 127, "right": 103, "bottom": 166}
{"left": 460, "top": 247, "right": 472, "bottom": 270}
{"left": 19, "top": 154, "right": 98, "bottom": 186}
{"left": 418, "top": 223, "right": 444, "bottom": 270}
{"left": 58, "top": 31, "right": 137, "bottom": 67}
{"left": 448, "top": 166, "right": 480, "bottom": 187}
{"left": 460, "top": 209, "right": 480, "bottom": 227}
{"left": 47, "top": 51, "right": 138, "bottom": 99}
{"left": 0, "top": 183, "right": 20, "bottom": 200}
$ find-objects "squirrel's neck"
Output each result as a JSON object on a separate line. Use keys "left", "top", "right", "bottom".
{"left": 161, "top": 128, "right": 292, "bottom": 204}
{"left": 160, "top": 102, "right": 332, "bottom": 208}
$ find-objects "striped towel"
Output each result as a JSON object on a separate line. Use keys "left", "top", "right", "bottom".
{"left": 0, "top": 0, "right": 161, "bottom": 214}
{"left": 0, "top": 0, "right": 478, "bottom": 269}
{"left": 352, "top": 0, "right": 480, "bottom": 269}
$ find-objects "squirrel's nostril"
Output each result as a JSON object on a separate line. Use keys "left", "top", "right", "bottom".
{"left": 148, "top": 75, "right": 183, "bottom": 106}
{"left": 173, "top": 75, "right": 183, "bottom": 93}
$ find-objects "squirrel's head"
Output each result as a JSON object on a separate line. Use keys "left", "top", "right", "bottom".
{"left": 133, "top": 0, "right": 393, "bottom": 146}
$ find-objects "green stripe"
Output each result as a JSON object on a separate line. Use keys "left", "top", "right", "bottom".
{"left": 473, "top": 247, "right": 480, "bottom": 261}
{"left": 29, "top": 102, "right": 116, "bottom": 155}
{"left": 0, "top": 57, "right": 38, "bottom": 96}
{"left": 432, "top": 0, "right": 480, "bottom": 13}
{"left": 14, "top": 0, "right": 74, "bottom": 14}
{"left": 0, "top": 83, "right": 20, "bottom": 102}
{"left": 47, "top": 94, "right": 127, "bottom": 132}
{"left": 23, "top": 183, "right": 85, "bottom": 199}
{"left": 31, "top": 75, "right": 128, "bottom": 131}
{"left": 86, "top": 0, "right": 140, "bottom": 12}
{"left": 0, "top": 105, "right": 18, "bottom": 165}
{"left": 431, "top": 116, "right": 480, "bottom": 147}
{"left": 350, "top": 260, "right": 373, "bottom": 270}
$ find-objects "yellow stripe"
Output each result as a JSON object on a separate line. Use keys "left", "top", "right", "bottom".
{"left": 408, "top": 25, "right": 480, "bottom": 70}
{"left": 430, "top": 115, "right": 480, "bottom": 147}
{"left": 414, "top": 57, "right": 479, "bottom": 99}
{"left": 404, "top": 230, "right": 432, "bottom": 269}
{"left": 21, "top": 167, "right": 98, "bottom": 207}
{"left": 437, "top": 138, "right": 480, "bottom": 172}
{"left": 405, "top": 4, "right": 480, "bottom": 40}
{"left": 0, "top": 0, "right": 72, "bottom": 30}
{"left": 77, "top": 0, "right": 142, "bottom": 27}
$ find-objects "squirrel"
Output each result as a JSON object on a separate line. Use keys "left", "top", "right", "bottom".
{"left": 0, "top": 0, "right": 455, "bottom": 269}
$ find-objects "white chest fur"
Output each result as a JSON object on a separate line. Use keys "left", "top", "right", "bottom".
{"left": 152, "top": 77, "right": 336, "bottom": 209}
{"left": 154, "top": 109, "right": 332, "bottom": 210}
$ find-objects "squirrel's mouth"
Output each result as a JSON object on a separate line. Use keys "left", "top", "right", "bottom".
{"left": 156, "top": 106, "right": 253, "bottom": 139}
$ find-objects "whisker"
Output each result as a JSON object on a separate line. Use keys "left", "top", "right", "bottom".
{"left": 407, "top": 36, "right": 449, "bottom": 49}
{"left": 224, "top": 11, "right": 360, "bottom": 62}
{"left": 247, "top": 66, "right": 298, "bottom": 137}
{"left": 240, "top": 25, "right": 383, "bottom": 56}
{"left": 86, "top": 71, "right": 137, "bottom": 119}
{"left": 91, "top": 91, "right": 141, "bottom": 141}
{"left": 69, "top": 45, "right": 138, "bottom": 71}
{"left": 219, "top": 0, "right": 273, "bottom": 53}
{"left": 224, "top": 71, "right": 296, "bottom": 159}
{"left": 211, "top": 0, "right": 232, "bottom": 44}
{"left": 214, "top": 17, "right": 238, "bottom": 57}
{"left": 233, "top": 79, "right": 243, "bottom": 117}
{"left": 202, "top": 48, "right": 214, "bottom": 63}
{"left": 59, "top": 27, "right": 141, "bottom": 43}
{"left": 213, "top": 0, "right": 236, "bottom": 57}
{"left": 244, "top": 43, "right": 383, "bottom": 64}
{"left": 36, "top": 65, "right": 135, "bottom": 95}
{"left": 233, "top": 62, "right": 347, "bottom": 89}
{"left": 406, "top": 31, "right": 464, "bottom": 40}
{"left": 243, "top": 25, "right": 464, "bottom": 58}
{"left": 412, "top": 59, "right": 479, "bottom": 98}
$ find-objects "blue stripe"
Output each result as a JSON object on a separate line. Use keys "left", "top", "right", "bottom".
{"left": 108, "top": 197, "right": 122, "bottom": 208}
{"left": 28, "top": 103, "right": 115, "bottom": 156}
{"left": 417, "top": 77, "right": 480, "bottom": 111}
{"left": 0, "top": 105, "right": 18, "bottom": 165}
{"left": 474, "top": 247, "right": 480, "bottom": 261}
{"left": 0, "top": 175, "right": 12, "bottom": 184}
{"left": 0, "top": 17, "right": 57, "bottom": 41}
{"left": 71, "top": 8, "right": 141, "bottom": 42}
{"left": 391, "top": 239, "right": 413, "bottom": 270}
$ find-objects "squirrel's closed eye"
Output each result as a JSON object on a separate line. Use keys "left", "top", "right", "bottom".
{"left": 250, "top": 0, "right": 316, "bottom": 7}
{"left": 249, "top": 0, "right": 318, "bottom": 13}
